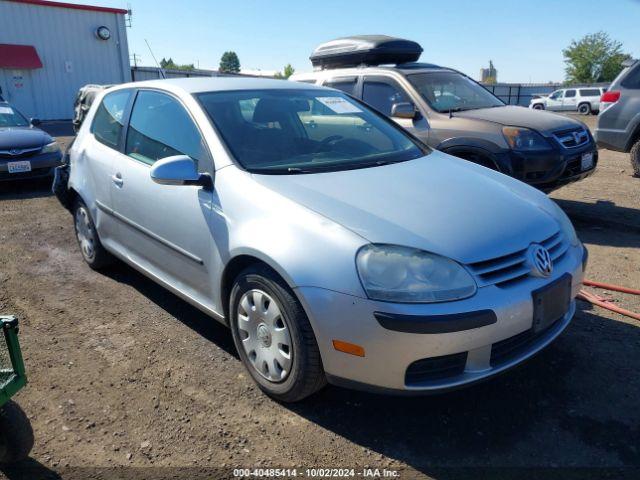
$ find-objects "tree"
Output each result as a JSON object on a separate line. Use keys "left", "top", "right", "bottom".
{"left": 219, "top": 51, "right": 241, "bottom": 73}
{"left": 563, "top": 32, "right": 630, "bottom": 84}
{"left": 276, "top": 64, "right": 295, "bottom": 79}
{"left": 159, "top": 57, "right": 195, "bottom": 71}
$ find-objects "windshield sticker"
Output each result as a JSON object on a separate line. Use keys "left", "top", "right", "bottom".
{"left": 317, "top": 97, "right": 362, "bottom": 114}
{"left": 0, "top": 106, "right": 14, "bottom": 115}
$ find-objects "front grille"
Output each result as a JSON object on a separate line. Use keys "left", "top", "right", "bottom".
{"left": 561, "top": 156, "right": 583, "bottom": 179}
{"left": 553, "top": 127, "right": 589, "bottom": 149}
{"left": 405, "top": 352, "right": 468, "bottom": 385}
{"left": 467, "top": 231, "right": 569, "bottom": 287}
{"left": 0, "top": 146, "right": 42, "bottom": 159}
{"left": 490, "top": 317, "right": 562, "bottom": 367}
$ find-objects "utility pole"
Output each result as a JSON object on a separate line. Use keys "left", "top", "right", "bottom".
{"left": 130, "top": 53, "right": 141, "bottom": 68}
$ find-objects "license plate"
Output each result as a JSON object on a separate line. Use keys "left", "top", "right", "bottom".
{"left": 7, "top": 160, "right": 31, "bottom": 173}
{"left": 581, "top": 152, "right": 594, "bottom": 171}
{"left": 531, "top": 274, "right": 572, "bottom": 333}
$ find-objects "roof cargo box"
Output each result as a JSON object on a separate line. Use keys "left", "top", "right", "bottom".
{"left": 310, "top": 35, "right": 423, "bottom": 70}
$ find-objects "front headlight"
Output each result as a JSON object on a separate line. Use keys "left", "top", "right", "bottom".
{"left": 41, "top": 141, "right": 61, "bottom": 154}
{"left": 544, "top": 201, "right": 579, "bottom": 246}
{"left": 356, "top": 244, "right": 477, "bottom": 303}
{"left": 502, "top": 126, "right": 552, "bottom": 151}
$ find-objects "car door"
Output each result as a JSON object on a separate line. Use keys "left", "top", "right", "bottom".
{"left": 110, "top": 89, "right": 216, "bottom": 308}
{"left": 76, "top": 89, "right": 133, "bottom": 247}
{"left": 562, "top": 89, "right": 577, "bottom": 111}
{"left": 361, "top": 75, "right": 429, "bottom": 141}
{"left": 546, "top": 90, "right": 564, "bottom": 110}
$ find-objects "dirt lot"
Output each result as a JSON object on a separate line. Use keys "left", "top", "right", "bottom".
{"left": 0, "top": 118, "right": 639, "bottom": 479}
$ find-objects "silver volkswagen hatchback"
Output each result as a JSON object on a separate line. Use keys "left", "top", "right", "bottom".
{"left": 63, "top": 78, "right": 587, "bottom": 401}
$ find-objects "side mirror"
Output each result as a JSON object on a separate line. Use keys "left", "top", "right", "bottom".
{"left": 30, "top": 118, "right": 41, "bottom": 126}
{"left": 150, "top": 155, "right": 211, "bottom": 188}
{"left": 391, "top": 102, "right": 418, "bottom": 119}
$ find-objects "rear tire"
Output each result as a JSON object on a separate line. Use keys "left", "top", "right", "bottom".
{"left": 631, "top": 139, "right": 640, "bottom": 178}
{"left": 578, "top": 103, "right": 591, "bottom": 115}
{"left": 0, "top": 401, "right": 34, "bottom": 464}
{"left": 229, "top": 265, "right": 326, "bottom": 402}
{"left": 73, "top": 198, "right": 113, "bottom": 270}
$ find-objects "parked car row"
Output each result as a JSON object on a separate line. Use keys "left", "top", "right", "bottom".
{"left": 3, "top": 35, "right": 634, "bottom": 402}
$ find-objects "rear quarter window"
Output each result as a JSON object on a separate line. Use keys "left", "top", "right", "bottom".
{"left": 621, "top": 64, "right": 640, "bottom": 89}
{"left": 579, "top": 89, "right": 600, "bottom": 96}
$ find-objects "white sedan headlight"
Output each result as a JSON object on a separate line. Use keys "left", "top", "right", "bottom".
{"left": 356, "top": 244, "right": 477, "bottom": 303}
{"left": 41, "top": 141, "right": 61, "bottom": 154}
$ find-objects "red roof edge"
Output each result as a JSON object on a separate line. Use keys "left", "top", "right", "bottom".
{"left": 0, "top": 44, "right": 43, "bottom": 69}
{"left": 6, "top": 0, "right": 128, "bottom": 15}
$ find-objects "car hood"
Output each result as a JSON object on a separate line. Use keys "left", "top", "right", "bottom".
{"left": 454, "top": 105, "right": 583, "bottom": 134}
{"left": 252, "top": 153, "right": 560, "bottom": 265}
{"left": 0, "top": 127, "right": 52, "bottom": 150}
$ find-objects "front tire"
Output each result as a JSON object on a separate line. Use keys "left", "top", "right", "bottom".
{"left": 73, "top": 199, "right": 113, "bottom": 270}
{"left": 631, "top": 138, "right": 640, "bottom": 178}
{"left": 578, "top": 103, "right": 591, "bottom": 115}
{"left": 532, "top": 104, "right": 544, "bottom": 110}
{"left": 229, "top": 265, "right": 326, "bottom": 402}
{"left": 0, "top": 401, "right": 34, "bottom": 464}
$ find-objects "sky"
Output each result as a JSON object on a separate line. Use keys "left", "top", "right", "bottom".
{"left": 72, "top": 0, "right": 639, "bottom": 83}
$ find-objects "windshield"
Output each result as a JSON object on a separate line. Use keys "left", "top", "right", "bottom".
{"left": 407, "top": 72, "right": 504, "bottom": 113}
{"left": 0, "top": 104, "right": 30, "bottom": 127}
{"left": 197, "top": 89, "right": 427, "bottom": 174}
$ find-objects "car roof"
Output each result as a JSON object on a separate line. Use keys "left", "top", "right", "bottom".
{"left": 114, "top": 76, "right": 328, "bottom": 94}
{"left": 291, "top": 63, "right": 454, "bottom": 81}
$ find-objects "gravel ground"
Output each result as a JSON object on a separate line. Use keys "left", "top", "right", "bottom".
{"left": 0, "top": 118, "right": 638, "bottom": 480}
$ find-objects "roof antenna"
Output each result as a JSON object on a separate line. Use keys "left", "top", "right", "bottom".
{"left": 145, "top": 39, "right": 165, "bottom": 79}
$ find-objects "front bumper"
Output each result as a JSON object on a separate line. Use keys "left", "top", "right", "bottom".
{"left": 295, "top": 243, "right": 585, "bottom": 393}
{"left": 495, "top": 141, "right": 598, "bottom": 192}
{"left": 0, "top": 151, "right": 63, "bottom": 182}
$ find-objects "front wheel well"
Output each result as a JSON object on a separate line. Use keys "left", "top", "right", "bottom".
{"left": 445, "top": 149, "right": 499, "bottom": 171}
{"left": 220, "top": 255, "right": 289, "bottom": 324}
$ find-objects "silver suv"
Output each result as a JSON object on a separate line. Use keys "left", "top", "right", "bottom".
{"left": 529, "top": 87, "right": 606, "bottom": 115}
{"left": 292, "top": 36, "right": 598, "bottom": 192}
{"left": 595, "top": 59, "right": 640, "bottom": 176}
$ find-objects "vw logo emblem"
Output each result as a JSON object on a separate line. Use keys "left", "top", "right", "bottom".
{"left": 573, "top": 131, "right": 583, "bottom": 144}
{"left": 9, "top": 148, "right": 21, "bottom": 156}
{"left": 526, "top": 244, "right": 553, "bottom": 278}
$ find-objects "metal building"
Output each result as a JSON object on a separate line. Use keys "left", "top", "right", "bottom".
{"left": 0, "top": 0, "right": 130, "bottom": 120}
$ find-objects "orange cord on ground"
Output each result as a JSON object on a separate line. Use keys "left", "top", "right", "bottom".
{"left": 578, "top": 279, "right": 640, "bottom": 321}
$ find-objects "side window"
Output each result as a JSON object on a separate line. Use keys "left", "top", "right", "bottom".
{"left": 549, "top": 90, "right": 563, "bottom": 100}
{"left": 362, "top": 79, "right": 409, "bottom": 116}
{"left": 565, "top": 89, "right": 576, "bottom": 98}
{"left": 324, "top": 77, "right": 358, "bottom": 97}
{"left": 91, "top": 90, "right": 131, "bottom": 149}
{"left": 579, "top": 89, "right": 600, "bottom": 96}
{"left": 621, "top": 65, "right": 640, "bottom": 89}
{"left": 125, "top": 91, "right": 208, "bottom": 166}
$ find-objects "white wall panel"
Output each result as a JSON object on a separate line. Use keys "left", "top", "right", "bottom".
{"left": 0, "top": 0, "right": 130, "bottom": 119}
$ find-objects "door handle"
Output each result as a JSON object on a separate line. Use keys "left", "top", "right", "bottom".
{"left": 111, "top": 173, "right": 123, "bottom": 188}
